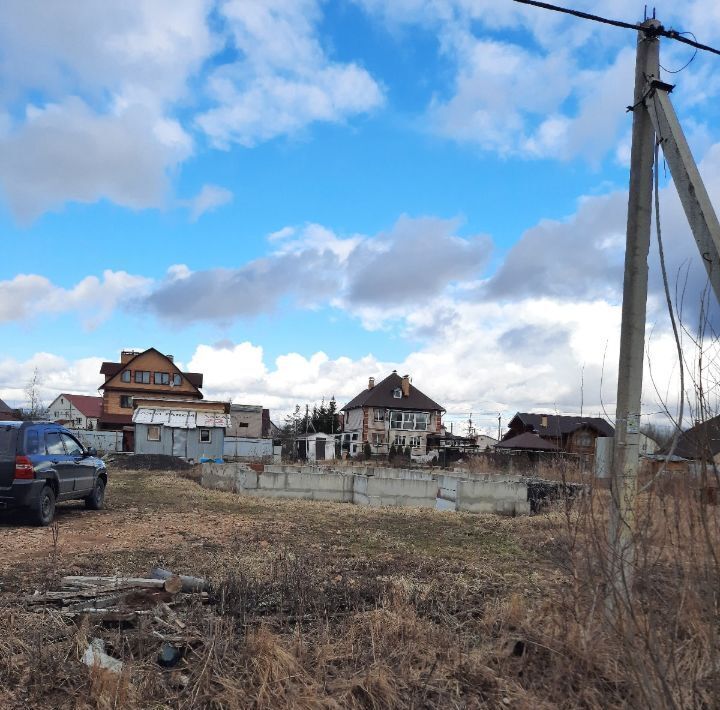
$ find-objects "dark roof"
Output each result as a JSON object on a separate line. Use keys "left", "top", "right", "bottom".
{"left": 100, "top": 362, "right": 122, "bottom": 377}
{"left": 98, "top": 413, "right": 133, "bottom": 427}
{"left": 62, "top": 394, "right": 103, "bottom": 418}
{"left": 341, "top": 372, "right": 444, "bottom": 412}
{"left": 100, "top": 348, "right": 204, "bottom": 392}
{"left": 495, "top": 432, "right": 560, "bottom": 451}
{"left": 671, "top": 416, "right": 720, "bottom": 460}
{"left": 509, "top": 413, "right": 615, "bottom": 438}
{"left": 0, "top": 398, "right": 21, "bottom": 420}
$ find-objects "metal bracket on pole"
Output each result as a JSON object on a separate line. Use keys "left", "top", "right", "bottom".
{"left": 645, "top": 82, "right": 720, "bottom": 304}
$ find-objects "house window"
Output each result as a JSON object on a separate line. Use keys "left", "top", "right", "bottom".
{"left": 393, "top": 388, "right": 402, "bottom": 398}
{"left": 134, "top": 370, "right": 150, "bottom": 384}
{"left": 373, "top": 409, "right": 384, "bottom": 422}
{"left": 372, "top": 433, "right": 384, "bottom": 446}
{"left": 147, "top": 425, "right": 161, "bottom": 441}
{"left": 172, "top": 373, "right": 182, "bottom": 386}
{"left": 577, "top": 434, "right": 593, "bottom": 447}
{"left": 154, "top": 372, "right": 169, "bottom": 385}
{"left": 199, "top": 429, "right": 211, "bottom": 443}
{"left": 390, "top": 411, "right": 430, "bottom": 431}
{"left": 121, "top": 370, "right": 131, "bottom": 383}
{"left": 120, "top": 395, "right": 133, "bottom": 408}
{"left": 409, "top": 436, "right": 421, "bottom": 448}
{"left": 351, "top": 433, "right": 359, "bottom": 441}
{"left": 238, "top": 422, "right": 249, "bottom": 428}
{"left": 394, "top": 435, "right": 406, "bottom": 447}
{"left": 75, "top": 418, "right": 82, "bottom": 425}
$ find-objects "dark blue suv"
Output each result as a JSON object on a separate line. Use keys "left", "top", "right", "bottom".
{"left": 0, "top": 421, "right": 108, "bottom": 526}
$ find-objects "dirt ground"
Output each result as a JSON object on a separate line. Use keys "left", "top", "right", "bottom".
{"left": 0, "top": 469, "right": 543, "bottom": 587}
{"left": 3, "top": 468, "right": 711, "bottom": 709}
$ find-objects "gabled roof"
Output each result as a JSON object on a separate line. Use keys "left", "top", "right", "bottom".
{"left": 495, "top": 432, "right": 560, "bottom": 451}
{"left": 341, "top": 372, "right": 444, "bottom": 412}
{"left": 0, "top": 398, "right": 21, "bottom": 420}
{"left": 61, "top": 394, "right": 103, "bottom": 418}
{"left": 99, "top": 347, "right": 204, "bottom": 393}
{"left": 670, "top": 416, "right": 720, "bottom": 460}
{"left": 509, "top": 413, "right": 615, "bottom": 438}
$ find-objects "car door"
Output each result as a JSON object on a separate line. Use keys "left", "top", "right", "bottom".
{"left": 60, "top": 433, "right": 94, "bottom": 493}
{"left": 44, "top": 430, "right": 74, "bottom": 496}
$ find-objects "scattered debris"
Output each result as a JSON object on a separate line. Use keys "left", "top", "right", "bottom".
{"left": 24, "top": 568, "right": 209, "bottom": 676}
{"left": 82, "top": 638, "right": 123, "bottom": 673}
{"left": 150, "top": 567, "right": 208, "bottom": 593}
{"left": 25, "top": 571, "right": 209, "bottom": 620}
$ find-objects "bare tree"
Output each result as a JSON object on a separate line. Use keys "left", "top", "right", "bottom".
{"left": 24, "top": 367, "right": 47, "bottom": 420}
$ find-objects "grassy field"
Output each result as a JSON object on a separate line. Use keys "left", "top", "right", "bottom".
{"left": 0, "top": 468, "right": 716, "bottom": 708}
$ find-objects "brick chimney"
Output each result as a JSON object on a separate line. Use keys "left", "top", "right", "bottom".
{"left": 368, "top": 377, "right": 375, "bottom": 389}
{"left": 120, "top": 350, "right": 140, "bottom": 364}
{"left": 401, "top": 374, "right": 410, "bottom": 397}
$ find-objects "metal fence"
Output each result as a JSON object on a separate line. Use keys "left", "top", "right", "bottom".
{"left": 223, "top": 437, "right": 277, "bottom": 460}
{"left": 66, "top": 429, "right": 123, "bottom": 453}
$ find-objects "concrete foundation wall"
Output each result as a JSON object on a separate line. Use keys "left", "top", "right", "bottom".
{"left": 456, "top": 478, "right": 530, "bottom": 515}
{"left": 201, "top": 462, "right": 532, "bottom": 515}
{"left": 351, "top": 475, "right": 437, "bottom": 508}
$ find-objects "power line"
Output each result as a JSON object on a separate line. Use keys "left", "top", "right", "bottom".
{"left": 512, "top": 0, "right": 720, "bottom": 57}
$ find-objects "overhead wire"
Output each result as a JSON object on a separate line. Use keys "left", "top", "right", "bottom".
{"left": 512, "top": 0, "right": 720, "bottom": 57}
{"left": 639, "top": 123, "right": 686, "bottom": 493}
{"left": 660, "top": 32, "right": 699, "bottom": 74}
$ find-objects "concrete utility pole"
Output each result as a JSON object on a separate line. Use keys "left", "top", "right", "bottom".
{"left": 608, "top": 20, "right": 660, "bottom": 606}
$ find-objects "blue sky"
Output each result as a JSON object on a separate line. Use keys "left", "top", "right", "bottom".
{"left": 1, "top": 0, "right": 719, "bottom": 432}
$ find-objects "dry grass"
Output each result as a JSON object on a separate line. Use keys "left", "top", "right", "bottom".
{"left": 0, "top": 468, "right": 717, "bottom": 708}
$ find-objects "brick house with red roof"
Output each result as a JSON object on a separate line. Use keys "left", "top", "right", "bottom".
{"left": 97, "top": 348, "right": 204, "bottom": 438}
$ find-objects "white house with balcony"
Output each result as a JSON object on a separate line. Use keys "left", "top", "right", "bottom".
{"left": 339, "top": 371, "right": 445, "bottom": 456}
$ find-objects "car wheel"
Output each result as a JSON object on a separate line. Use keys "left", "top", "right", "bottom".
{"left": 85, "top": 477, "right": 106, "bottom": 510}
{"left": 30, "top": 485, "right": 56, "bottom": 527}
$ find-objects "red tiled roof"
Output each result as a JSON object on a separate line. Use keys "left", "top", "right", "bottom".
{"left": 63, "top": 394, "right": 103, "bottom": 418}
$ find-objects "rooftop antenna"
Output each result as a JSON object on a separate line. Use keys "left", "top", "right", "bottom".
{"left": 514, "top": 0, "right": 720, "bottom": 611}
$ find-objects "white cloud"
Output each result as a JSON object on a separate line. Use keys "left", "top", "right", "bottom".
{"left": 0, "top": 270, "right": 152, "bottom": 329}
{"left": 0, "top": 99, "right": 192, "bottom": 222}
{"left": 359, "top": 0, "right": 720, "bottom": 162}
{"left": 181, "top": 292, "right": 686, "bottom": 431}
{"left": 183, "top": 184, "right": 234, "bottom": 221}
{"left": 0, "top": 1, "right": 214, "bottom": 106}
{"left": 0, "top": 353, "right": 104, "bottom": 409}
{"left": 196, "top": 0, "right": 384, "bottom": 147}
{"left": 0, "top": 1, "right": 213, "bottom": 221}
{"left": 142, "top": 216, "right": 490, "bottom": 324}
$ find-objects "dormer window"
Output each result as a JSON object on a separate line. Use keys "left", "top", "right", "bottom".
{"left": 393, "top": 388, "right": 402, "bottom": 398}
{"left": 121, "top": 371, "right": 131, "bottom": 383}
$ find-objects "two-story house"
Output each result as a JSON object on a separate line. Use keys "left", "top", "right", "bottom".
{"left": 340, "top": 371, "right": 444, "bottom": 456}
{"left": 97, "top": 349, "right": 204, "bottom": 437}
{"left": 47, "top": 393, "right": 102, "bottom": 429}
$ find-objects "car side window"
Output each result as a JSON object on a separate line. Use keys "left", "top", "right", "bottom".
{"left": 60, "top": 434, "right": 83, "bottom": 457}
{"left": 45, "top": 431, "right": 65, "bottom": 456}
{"left": 25, "top": 429, "right": 43, "bottom": 455}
